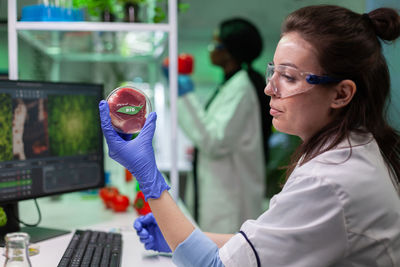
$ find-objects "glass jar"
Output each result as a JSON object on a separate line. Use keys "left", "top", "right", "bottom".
{"left": 3, "top": 232, "right": 32, "bottom": 267}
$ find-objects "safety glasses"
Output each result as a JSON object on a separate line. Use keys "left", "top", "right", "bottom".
{"left": 265, "top": 62, "right": 342, "bottom": 98}
{"left": 207, "top": 41, "right": 225, "bottom": 52}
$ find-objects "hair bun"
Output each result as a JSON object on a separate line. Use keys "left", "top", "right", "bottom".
{"left": 368, "top": 8, "right": 400, "bottom": 41}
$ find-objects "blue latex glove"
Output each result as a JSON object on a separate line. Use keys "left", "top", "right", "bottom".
{"left": 99, "top": 100, "right": 170, "bottom": 201}
{"left": 118, "top": 132, "right": 133, "bottom": 141}
{"left": 178, "top": 75, "right": 194, "bottom": 97}
{"left": 162, "top": 66, "right": 194, "bottom": 97}
{"left": 134, "top": 213, "right": 172, "bottom": 253}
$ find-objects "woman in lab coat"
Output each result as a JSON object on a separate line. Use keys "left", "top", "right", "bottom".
{"left": 100, "top": 5, "right": 400, "bottom": 266}
{"left": 177, "top": 18, "right": 272, "bottom": 233}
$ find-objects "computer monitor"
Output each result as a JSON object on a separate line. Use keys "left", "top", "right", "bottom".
{"left": 0, "top": 80, "right": 104, "bottom": 244}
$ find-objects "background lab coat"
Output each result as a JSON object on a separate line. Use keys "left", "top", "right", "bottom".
{"left": 220, "top": 132, "right": 400, "bottom": 266}
{"left": 178, "top": 70, "right": 265, "bottom": 233}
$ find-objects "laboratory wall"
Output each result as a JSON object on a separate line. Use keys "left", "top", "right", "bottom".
{"left": 0, "top": 24, "right": 6, "bottom": 76}
{"left": 366, "top": 0, "right": 400, "bottom": 131}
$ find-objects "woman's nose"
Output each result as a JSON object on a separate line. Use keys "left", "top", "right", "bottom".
{"left": 265, "top": 79, "right": 276, "bottom": 96}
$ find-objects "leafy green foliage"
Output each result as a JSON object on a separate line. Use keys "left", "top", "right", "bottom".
{"left": 153, "top": 5, "right": 166, "bottom": 23}
{"left": 153, "top": 0, "right": 190, "bottom": 23}
{"left": 117, "top": 0, "right": 147, "bottom": 4}
{"left": 73, "top": 0, "right": 118, "bottom": 16}
{"left": 0, "top": 94, "right": 13, "bottom": 162}
{"left": 47, "top": 95, "right": 100, "bottom": 156}
{"left": 73, "top": 0, "right": 189, "bottom": 22}
{"left": 178, "top": 2, "right": 190, "bottom": 12}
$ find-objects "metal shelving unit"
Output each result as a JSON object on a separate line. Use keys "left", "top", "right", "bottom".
{"left": 7, "top": 0, "right": 180, "bottom": 201}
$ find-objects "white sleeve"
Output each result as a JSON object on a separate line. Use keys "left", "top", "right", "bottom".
{"left": 177, "top": 81, "right": 255, "bottom": 157}
{"left": 219, "top": 232, "right": 259, "bottom": 267}
{"left": 220, "top": 176, "right": 348, "bottom": 267}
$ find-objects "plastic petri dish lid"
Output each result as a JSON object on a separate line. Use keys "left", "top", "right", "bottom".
{"left": 106, "top": 86, "right": 152, "bottom": 134}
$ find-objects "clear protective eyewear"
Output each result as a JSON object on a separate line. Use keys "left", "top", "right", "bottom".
{"left": 265, "top": 62, "right": 342, "bottom": 98}
{"left": 208, "top": 41, "right": 225, "bottom": 52}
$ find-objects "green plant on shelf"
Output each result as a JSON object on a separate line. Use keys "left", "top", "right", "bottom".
{"left": 117, "top": 0, "right": 190, "bottom": 23}
{"left": 117, "top": 0, "right": 147, "bottom": 4}
{"left": 154, "top": 0, "right": 190, "bottom": 22}
{"left": 73, "top": 0, "right": 118, "bottom": 18}
{"left": 73, "top": 0, "right": 189, "bottom": 23}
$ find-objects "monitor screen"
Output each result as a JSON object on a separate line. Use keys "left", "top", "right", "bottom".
{"left": 0, "top": 80, "right": 104, "bottom": 243}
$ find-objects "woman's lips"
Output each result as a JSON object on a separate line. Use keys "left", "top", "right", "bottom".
{"left": 270, "top": 106, "right": 283, "bottom": 116}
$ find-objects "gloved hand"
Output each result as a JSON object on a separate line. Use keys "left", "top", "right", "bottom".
{"left": 161, "top": 66, "right": 194, "bottom": 97}
{"left": 134, "top": 213, "right": 171, "bottom": 253}
{"left": 118, "top": 132, "right": 133, "bottom": 141}
{"left": 177, "top": 75, "right": 194, "bottom": 97}
{"left": 99, "top": 100, "right": 170, "bottom": 201}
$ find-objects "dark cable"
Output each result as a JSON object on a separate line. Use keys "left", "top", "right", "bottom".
{"left": 11, "top": 199, "right": 42, "bottom": 227}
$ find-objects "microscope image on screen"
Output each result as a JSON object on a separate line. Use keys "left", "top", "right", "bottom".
{"left": 4, "top": 94, "right": 100, "bottom": 161}
{"left": 0, "top": 81, "right": 104, "bottom": 194}
{"left": 47, "top": 94, "right": 100, "bottom": 156}
{"left": 12, "top": 98, "right": 49, "bottom": 160}
{"left": 0, "top": 93, "right": 13, "bottom": 162}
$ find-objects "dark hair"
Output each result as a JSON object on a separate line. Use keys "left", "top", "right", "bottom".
{"left": 282, "top": 5, "right": 400, "bottom": 189}
{"left": 219, "top": 18, "right": 273, "bottom": 163}
{"left": 219, "top": 18, "right": 263, "bottom": 64}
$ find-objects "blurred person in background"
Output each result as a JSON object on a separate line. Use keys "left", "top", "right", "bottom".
{"left": 176, "top": 17, "right": 272, "bottom": 233}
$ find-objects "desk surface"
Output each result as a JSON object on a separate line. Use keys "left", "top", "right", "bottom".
{"left": 0, "top": 192, "right": 176, "bottom": 267}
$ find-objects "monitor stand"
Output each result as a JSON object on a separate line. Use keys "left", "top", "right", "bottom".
{"left": 0, "top": 202, "right": 70, "bottom": 246}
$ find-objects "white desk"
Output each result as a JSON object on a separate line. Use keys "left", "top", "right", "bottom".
{"left": 0, "top": 192, "right": 177, "bottom": 266}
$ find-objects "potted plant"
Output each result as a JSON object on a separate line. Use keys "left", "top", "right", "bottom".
{"left": 152, "top": 0, "right": 190, "bottom": 23}
{"left": 116, "top": 0, "right": 145, "bottom": 22}
{"left": 117, "top": 0, "right": 189, "bottom": 23}
{"left": 74, "top": 0, "right": 189, "bottom": 23}
{"left": 73, "top": 0, "right": 117, "bottom": 21}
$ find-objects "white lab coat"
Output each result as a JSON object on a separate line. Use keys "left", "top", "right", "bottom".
{"left": 219, "top": 132, "right": 400, "bottom": 266}
{"left": 178, "top": 70, "right": 265, "bottom": 233}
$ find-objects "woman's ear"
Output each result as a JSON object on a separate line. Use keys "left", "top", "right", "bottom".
{"left": 330, "top": 80, "right": 357, "bottom": 109}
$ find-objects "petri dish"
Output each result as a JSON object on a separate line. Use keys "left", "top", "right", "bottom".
{"left": 106, "top": 86, "right": 152, "bottom": 134}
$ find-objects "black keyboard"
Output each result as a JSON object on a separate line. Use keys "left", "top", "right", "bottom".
{"left": 57, "top": 229, "right": 122, "bottom": 267}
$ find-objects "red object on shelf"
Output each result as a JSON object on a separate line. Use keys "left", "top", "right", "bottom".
{"left": 163, "top": 53, "right": 194, "bottom": 75}
{"left": 178, "top": 53, "right": 194, "bottom": 74}
{"left": 133, "top": 191, "right": 151, "bottom": 215}
{"left": 99, "top": 186, "right": 119, "bottom": 209}
{"left": 125, "top": 168, "right": 133, "bottom": 182}
{"left": 110, "top": 194, "right": 130, "bottom": 212}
